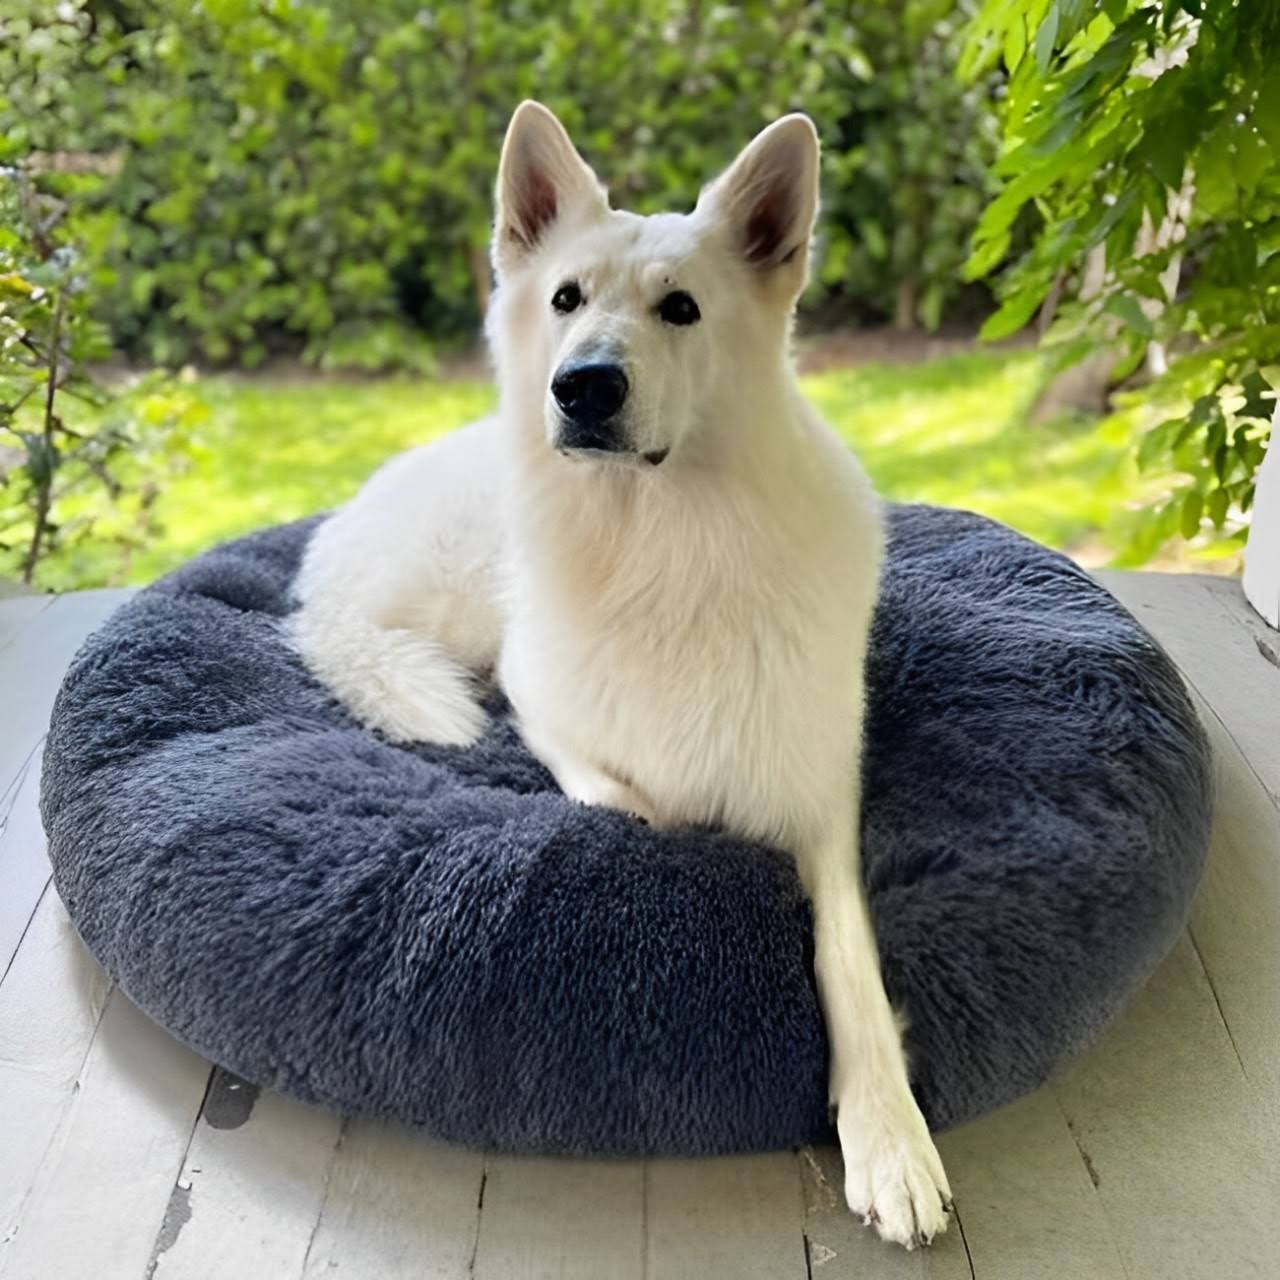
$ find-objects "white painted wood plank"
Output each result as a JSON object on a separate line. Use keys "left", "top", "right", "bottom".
{"left": 0, "top": 753, "right": 53, "bottom": 980}
{"left": 473, "top": 1155, "right": 644, "bottom": 1280}
{"left": 147, "top": 1073, "right": 342, "bottom": 1280}
{"left": 1182, "top": 692, "right": 1280, "bottom": 1115}
{"left": 932, "top": 1094, "right": 1127, "bottom": 1280}
{"left": 0, "top": 592, "right": 121, "bottom": 983}
{"left": 1197, "top": 573, "right": 1280, "bottom": 792}
{"left": 800, "top": 1144, "right": 971, "bottom": 1278}
{"left": 1051, "top": 934, "right": 1280, "bottom": 1280}
{"left": 302, "top": 1122, "right": 485, "bottom": 1280}
{"left": 0, "top": 589, "right": 132, "bottom": 792}
{"left": 0, "top": 892, "right": 112, "bottom": 1241}
{"left": 1099, "top": 570, "right": 1280, "bottom": 804}
{"left": 1101, "top": 570, "right": 1280, "bottom": 1111}
{"left": 0, "top": 984, "right": 212, "bottom": 1280}
{"left": 0, "top": 586, "right": 211, "bottom": 1278}
{"left": 644, "top": 1153, "right": 807, "bottom": 1280}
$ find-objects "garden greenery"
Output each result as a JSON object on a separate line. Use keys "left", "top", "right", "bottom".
{"left": 3, "top": 0, "right": 1277, "bottom": 577}
{"left": 0, "top": 163, "right": 203, "bottom": 585}
{"left": 1, "top": 0, "right": 1001, "bottom": 370}
{"left": 962, "top": 0, "right": 1279, "bottom": 559}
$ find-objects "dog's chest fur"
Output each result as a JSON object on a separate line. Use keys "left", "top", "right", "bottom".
{"left": 499, "top": 446, "right": 881, "bottom": 846}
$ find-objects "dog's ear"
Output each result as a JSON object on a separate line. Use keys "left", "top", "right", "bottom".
{"left": 493, "top": 102, "right": 607, "bottom": 274}
{"left": 700, "top": 115, "right": 820, "bottom": 291}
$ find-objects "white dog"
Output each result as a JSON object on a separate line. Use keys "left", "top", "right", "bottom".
{"left": 292, "top": 102, "right": 951, "bottom": 1248}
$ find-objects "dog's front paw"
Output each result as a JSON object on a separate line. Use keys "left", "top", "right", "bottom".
{"left": 835, "top": 1093, "right": 952, "bottom": 1250}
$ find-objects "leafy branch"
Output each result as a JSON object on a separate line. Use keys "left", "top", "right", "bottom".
{"left": 1, "top": 160, "right": 206, "bottom": 588}
{"left": 961, "top": 0, "right": 1280, "bottom": 559}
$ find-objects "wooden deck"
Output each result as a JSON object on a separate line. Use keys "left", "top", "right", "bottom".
{"left": 1, "top": 573, "right": 1277, "bottom": 1280}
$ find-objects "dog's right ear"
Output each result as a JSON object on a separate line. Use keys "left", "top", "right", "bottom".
{"left": 493, "top": 102, "right": 607, "bottom": 275}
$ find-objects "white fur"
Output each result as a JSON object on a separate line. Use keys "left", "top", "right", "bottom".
{"left": 292, "top": 102, "right": 951, "bottom": 1248}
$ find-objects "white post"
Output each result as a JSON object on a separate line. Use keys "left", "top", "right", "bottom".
{"left": 1243, "top": 401, "right": 1280, "bottom": 629}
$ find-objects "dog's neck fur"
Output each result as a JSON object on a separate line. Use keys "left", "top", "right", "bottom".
{"left": 499, "top": 340, "right": 834, "bottom": 630}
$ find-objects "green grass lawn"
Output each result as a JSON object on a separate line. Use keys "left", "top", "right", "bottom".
{"left": 805, "top": 351, "right": 1148, "bottom": 559}
{"left": 37, "top": 347, "right": 1185, "bottom": 591}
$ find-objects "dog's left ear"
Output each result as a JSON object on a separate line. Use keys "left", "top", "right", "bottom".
{"left": 699, "top": 114, "right": 820, "bottom": 292}
{"left": 493, "top": 101, "right": 608, "bottom": 275}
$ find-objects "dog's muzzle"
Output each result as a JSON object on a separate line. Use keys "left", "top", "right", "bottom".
{"left": 552, "top": 360, "right": 630, "bottom": 455}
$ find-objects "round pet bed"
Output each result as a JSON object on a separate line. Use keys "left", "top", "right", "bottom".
{"left": 40, "top": 505, "right": 1212, "bottom": 1155}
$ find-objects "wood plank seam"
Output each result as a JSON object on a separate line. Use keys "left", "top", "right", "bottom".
{"left": 1186, "top": 925, "right": 1250, "bottom": 1084}
{"left": 1051, "top": 1092, "right": 1133, "bottom": 1280}
{"left": 464, "top": 1157, "right": 488, "bottom": 1277}
{"left": 640, "top": 1158, "right": 649, "bottom": 1280}
{"left": 0, "top": 875, "right": 52, "bottom": 992}
{"left": 792, "top": 1150, "right": 815, "bottom": 1280}
{"left": 0, "top": 744, "right": 55, "bottom": 984}
{"left": 1158, "top": 668, "right": 1275, "bottom": 1086}
{"left": 1191, "top": 578, "right": 1280, "bottom": 804}
{"left": 785, "top": 1150, "right": 810, "bottom": 1278}
{"left": 798, "top": 1145, "right": 829, "bottom": 1277}
{"left": 2, "top": 976, "right": 117, "bottom": 1245}
{"left": 0, "top": 595, "right": 56, "bottom": 657}
{"left": 1170, "top": 643, "right": 1275, "bottom": 811}
{"left": 1198, "top": 575, "right": 1280, "bottom": 669}
{"left": 0, "top": 741, "right": 40, "bottom": 823}
{"left": 950, "top": 1203, "right": 977, "bottom": 1280}
{"left": 143, "top": 1065, "right": 217, "bottom": 1280}
{"left": 296, "top": 1115, "right": 350, "bottom": 1279}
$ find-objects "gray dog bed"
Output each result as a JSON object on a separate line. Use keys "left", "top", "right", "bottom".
{"left": 40, "top": 505, "right": 1212, "bottom": 1154}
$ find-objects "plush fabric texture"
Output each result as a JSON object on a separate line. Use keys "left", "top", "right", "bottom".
{"left": 41, "top": 506, "right": 1212, "bottom": 1155}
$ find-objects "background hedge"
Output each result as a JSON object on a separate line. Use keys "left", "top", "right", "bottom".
{"left": 1, "top": 0, "right": 1003, "bottom": 368}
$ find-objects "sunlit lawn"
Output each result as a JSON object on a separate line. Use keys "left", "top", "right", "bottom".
{"left": 805, "top": 351, "right": 1147, "bottom": 559}
{"left": 44, "top": 347, "right": 1180, "bottom": 590}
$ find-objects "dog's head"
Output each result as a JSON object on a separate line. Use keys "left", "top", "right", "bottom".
{"left": 486, "top": 101, "right": 819, "bottom": 469}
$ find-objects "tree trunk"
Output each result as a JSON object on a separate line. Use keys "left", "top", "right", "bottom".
{"left": 1030, "top": 245, "right": 1112, "bottom": 423}
{"left": 893, "top": 277, "right": 918, "bottom": 331}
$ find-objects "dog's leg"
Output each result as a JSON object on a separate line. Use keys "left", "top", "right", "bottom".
{"left": 519, "top": 722, "right": 660, "bottom": 825}
{"left": 804, "top": 816, "right": 952, "bottom": 1249}
{"left": 290, "top": 605, "right": 487, "bottom": 747}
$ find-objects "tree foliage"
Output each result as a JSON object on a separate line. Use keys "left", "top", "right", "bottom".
{"left": 962, "top": 0, "right": 1279, "bottom": 556}
{"left": 819, "top": 0, "right": 1003, "bottom": 331}
{"left": 1, "top": 0, "right": 1003, "bottom": 368}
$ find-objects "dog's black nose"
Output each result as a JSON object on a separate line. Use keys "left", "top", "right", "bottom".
{"left": 551, "top": 361, "right": 629, "bottom": 432}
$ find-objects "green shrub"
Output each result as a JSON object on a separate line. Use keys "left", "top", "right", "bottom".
{"left": 0, "top": 0, "right": 1005, "bottom": 367}
{"left": 817, "top": 0, "right": 1003, "bottom": 331}
{"left": 0, "top": 161, "right": 205, "bottom": 587}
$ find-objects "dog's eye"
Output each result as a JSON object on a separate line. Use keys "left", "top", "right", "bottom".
{"left": 551, "top": 282, "right": 582, "bottom": 314}
{"left": 657, "top": 290, "right": 700, "bottom": 326}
